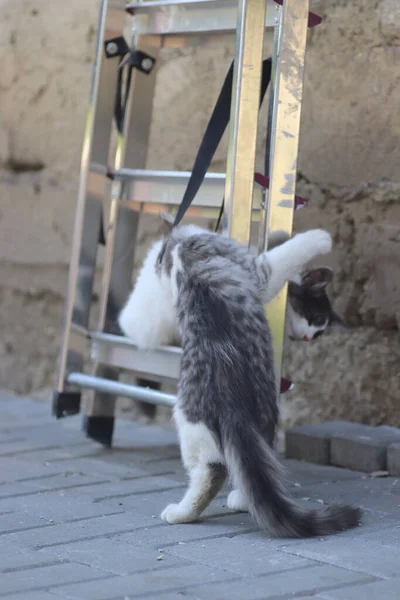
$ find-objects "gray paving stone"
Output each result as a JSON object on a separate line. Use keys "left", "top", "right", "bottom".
{"left": 281, "top": 535, "right": 400, "bottom": 578}
{"left": 387, "top": 442, "right": 400, "bottom": 476}
{"left": 331, "top": 425, "right": 400, "bottom": 472}
{"left": 13, "top": 443, "right": 102, "bottom": 464}
{"left": 0, "top": 542, "right": 61, "bottom": 573}
{"left": 285, "top": 422, "right": 367, "bottom": 465}
{"left": 0, "top": 490, "right": 124, "bottom": 522}
{"left": 38, "top": 456, "right": 175, "bottom": 480}
{"left": 0, "top": 456, "right": 61, "bottom": 483}
{"left": 118, "top": 513, "right": 257, "bottom": 549}
{"left": 282, "top": 459, "right": 363, "bottom": 487}
{"left": 50, "top": 564, "right": 232, "bottom": 599}
{"left": 0, "top": 438, "right": 83, "bottom": 459}
{"left": 2, "top": 391, "right": 400, "bottom": 600}
{"left": 0, "top": 481, "right": 46, "bottom": 499}
{"left": 290, "top": 475, "right": 400, "bottom": 517}
{"left": 76, "top": 476, "right": 185, "bottom": 504}
{"left": 0, "top": 562, "right": 111, "bottom": 596}
{"left": 91, "top": 486, "right": 188, "bottom": 515}
{"left": 20, "top": 472, "right": 112, "bottom": 492}
{"left": 165, "top": 536, "right": 316, "bottom": 576}
{"left": 0, "top": 511, "right": 57, "bottom": 535}
{"left": 158, "top": 595, "right": 326, "bottom": 600}
{"left": 319, "top": 579, "right": 400, "bottom": 600}
{"left": 1, "top": 593, "right": 63, "bottom": 600}
{"left": 131, "top": 565, "right": 372, "bottom": 600}
{"left": 2, "top": 511, "right": 159, "bottom": 548}
{"left": 41, "top": 538, "right": 187, "bottom": 575}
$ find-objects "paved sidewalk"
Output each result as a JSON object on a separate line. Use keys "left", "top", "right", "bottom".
{"left": 0, "top": 390, "right": 400, "bottom": 600}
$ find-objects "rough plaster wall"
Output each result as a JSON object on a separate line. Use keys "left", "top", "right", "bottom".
{"left": 282, "top": 180, "right": 400, "bottom": 428}
{"left": 300, "top": 0, "right": 400, "bottom": 185}
{"left": 0, "top": 0, "right": 399, "bottom": 427}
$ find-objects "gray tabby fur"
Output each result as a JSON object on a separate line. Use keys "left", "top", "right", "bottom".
{"left": 157, "top": 223, "right": 361, "bottom": 537}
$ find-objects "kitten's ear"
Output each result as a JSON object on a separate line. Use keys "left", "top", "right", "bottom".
{"left": 288, "top": 281, "right": 302, "bottom": 297}
{"left": 330, "top": 309, "right": 351, "bottom": 329}
{"left": 301, "top": 267, "right": 333, "bottom": 295}
{"left": 159, "top": 211, "right": 174, "bottom": 235}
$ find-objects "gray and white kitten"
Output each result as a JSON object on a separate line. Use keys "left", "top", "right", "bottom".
{"left": 119, "top": 224, "right": 345, "bottom": 350}
{"left": 156, "top": 222, "right": 361, "bottom": 537}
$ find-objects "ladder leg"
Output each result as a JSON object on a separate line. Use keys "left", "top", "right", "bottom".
{"left": 265, "top": 0, "right": 310, "bottom": 379}
{"left": 225, "top": 0, "right": 266, "bottom": 245}
{"left": 84, "top": 36, "right": 161, "bottom": 445}
{"left": 53, "top": 0, "right": 126, "bottom": 419}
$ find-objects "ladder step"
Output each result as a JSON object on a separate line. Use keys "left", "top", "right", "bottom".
{"left": 67, "top": 373, "right": 176, "bottom": 407}
{"left": 90, "top": 332, "right": 182, "bottom": 382}
{"left": 126, "top": 1, "right": 279, "bottom": 37}
{"left": 116, "top": 169, "right": 226, "bottom": 209}
{"left": 112, "top": 168, "right": 264, "bottom": 218}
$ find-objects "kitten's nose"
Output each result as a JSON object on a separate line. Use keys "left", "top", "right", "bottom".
{"left": 301, "top": 335, "right": 309, "bottom": 342}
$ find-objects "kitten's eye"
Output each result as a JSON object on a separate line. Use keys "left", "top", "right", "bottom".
{"left": 313, "top": 316, "right": 326, "bottom": 326}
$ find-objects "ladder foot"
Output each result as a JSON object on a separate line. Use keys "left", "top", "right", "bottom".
{"left": 136, "top": 378, "right": 161, "bottom": 420}
{"left": 52, "top": 390, "right": 81, "bottom": 419}
{"left": 83, "top": 415, "right": 114, "bottom": 447}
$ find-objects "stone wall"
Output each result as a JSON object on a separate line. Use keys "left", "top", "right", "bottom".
{"left": 1, "top": 0, "right": 399, "bottom": 426}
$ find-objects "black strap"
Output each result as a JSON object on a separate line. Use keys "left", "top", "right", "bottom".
{"left": 114, "top": 63, "right": 133, "bottom": 134}
{"left": 174, "top": 57, "right": 272, "bottom": 228}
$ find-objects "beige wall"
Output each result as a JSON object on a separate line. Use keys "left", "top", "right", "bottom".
{"left": 1, "top": 0, "right": 399, "bottom": 425}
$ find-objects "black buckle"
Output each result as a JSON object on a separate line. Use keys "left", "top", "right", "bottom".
{"left": 120, "top": 49, "right": 156, "bottom": 74}
{"left": 104, "top": 36, "right": 130, "bottom": 59}
{"left": 104, "top": 36, "right": 156, "bottom": 74}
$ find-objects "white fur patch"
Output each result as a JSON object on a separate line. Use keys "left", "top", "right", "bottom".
{"left": 170, "top": 244, "right": 183, "bottom": 303}
{"left": 173, "top": 407, "right": 223, "bottom": 469}
{"left": 285, "top": 303, "right": 328, "bottom": 341}
{"left": 160, "top": 407, "right": 225, "bottom": 524}
{"left": 258, "top": 229, "right": 332, "bottom": 303}
{"left": 227, "top": 489, "right": 249, "bottom": 512}
{"left": 118, "top": 240, "right": 178, "bottom": 348}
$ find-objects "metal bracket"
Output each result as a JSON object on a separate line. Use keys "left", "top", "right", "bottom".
{"left": 121, "top": 49, "right": 156, "bottom": 74}
{"left": 104, "top": 37, "right": 156, "bottom": 74}
{"left": 104, "top": 36, "right": 130, "bottom": 59}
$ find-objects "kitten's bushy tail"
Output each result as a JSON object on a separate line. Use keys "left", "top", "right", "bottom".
{"left": 222, "top": 418, "right": 361, "bottom": 538}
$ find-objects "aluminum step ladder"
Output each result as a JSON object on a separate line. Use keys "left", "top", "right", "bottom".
{"left": 53, "top": 0, "right": 320, "bottom": 446}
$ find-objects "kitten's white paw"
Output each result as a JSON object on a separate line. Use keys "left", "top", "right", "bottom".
{"left": 300, "top": 229, "right": 332, "bottom": 255}
{"left": 161, "top": 503, "right": 196, "bottom": 524}
{"left": 227, "top": 489, "right": 249, "bottom": 512}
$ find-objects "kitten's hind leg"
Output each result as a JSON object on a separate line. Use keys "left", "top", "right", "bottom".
{"left": 161, "top": 412, "right": 226, "bottom": 524}
{"left": 161, "top": 462, "right": 226, "bottom": 524}
{"left": 227, "top": 489, "right": 249, "bottom": 512}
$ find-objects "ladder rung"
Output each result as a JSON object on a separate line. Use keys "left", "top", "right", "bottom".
{"left": 115, "top": 169, "right": 225, "bottom": 209}
{"left": 90, "top": 332, "right": 182, "bottom": 382}
{"left": 126, "top": 1, "right": 279, "bottom": 37}
{"left": 67, "top": 373, "right": 176, "bottom": 407}
{"left": 112, "top": 169, "right": 264, "bottom": 217}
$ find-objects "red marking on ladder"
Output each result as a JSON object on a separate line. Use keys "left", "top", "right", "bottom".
{"left": 254, "top": 173, "right": 308, "bottom": 210}
{"left": 273, "top": 0, "right": 323, "bottom": 28}
{"left": 281, "top": 377, "right": 294, "bottom": 393}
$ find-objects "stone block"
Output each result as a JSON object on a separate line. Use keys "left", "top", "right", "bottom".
{"left": 319, "top": 578, "right": 400, "bottom": 600}
{"left": 52, "top": 564, "right": 230, "bottom": 600}
{"left": 1, "top": 562, "right": 109, "bottom": 597}
{"left": 285, "top": 422, "right": 366, "bottom": 465}
{"left": 331, "top": 425, "right": 400, "bottom": 472}
{"left": 387, "top": 442, "right": 400, "bottom": 476}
